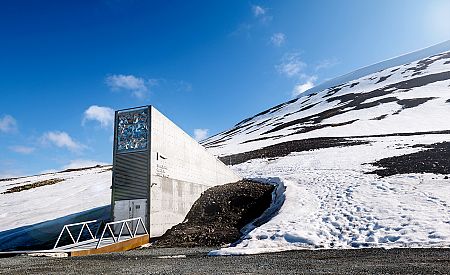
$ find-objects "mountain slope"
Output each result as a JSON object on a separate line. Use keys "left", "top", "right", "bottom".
{"left": 207, "top": 43, "right": 450, "bottom": 255}
{"left": 302, "top": 40, "right": 450, "bottom": 98}
{"left": 203, "top": 48, "right": 450, "bottom": 157}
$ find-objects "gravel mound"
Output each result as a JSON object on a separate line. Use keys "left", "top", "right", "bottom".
{"left": 152, "top": 180, "right": 274, "bottom": 247}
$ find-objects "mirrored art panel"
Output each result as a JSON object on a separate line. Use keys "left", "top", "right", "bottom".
{"left": 116, "top": 108, "right": 149, "bottom": 153}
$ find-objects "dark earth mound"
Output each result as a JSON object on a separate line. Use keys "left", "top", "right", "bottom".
{"left": 152, "top": 180, "right": 274, "bottom": 247}
{"left": 368, "top": 142, "right": 450, "bottom": 177}
{"left": 220, "top": 137, "right": 369, "bottom": 165}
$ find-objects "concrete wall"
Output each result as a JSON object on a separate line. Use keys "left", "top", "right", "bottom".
{"left": 149, "top": 107, "right": 241, "bottom": 237}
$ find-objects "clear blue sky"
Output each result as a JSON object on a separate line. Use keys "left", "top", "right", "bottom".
{"left": 1, "top": 0, "right": 449, "bottom": 177}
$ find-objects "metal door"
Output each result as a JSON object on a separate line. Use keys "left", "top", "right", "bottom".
{"left": 113, "top": 199, "right": 148, "bottom": 235}
{"left": 130, "top": 199, "right": 147, "bottom": 234}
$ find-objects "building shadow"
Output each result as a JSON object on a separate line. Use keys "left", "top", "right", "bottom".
{"left": 0, "top": 205, "right": 111, "bottom": 252}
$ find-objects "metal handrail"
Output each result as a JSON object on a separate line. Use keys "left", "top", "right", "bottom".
{"left": 53, "top": 217, "right": 148, "bottom": 250}
{"left": 95, "top": 217, "right": 148, "bottom": 249}
{"left": 53, "top": 220, "right": 98, "bottom": 249}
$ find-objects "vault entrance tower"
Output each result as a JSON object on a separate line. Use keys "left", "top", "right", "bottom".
{"left": 112, "top": 106, "right": 150, "bottom": 234}
{"left": 111, "top": 106, "right": 241, "bottom": 237}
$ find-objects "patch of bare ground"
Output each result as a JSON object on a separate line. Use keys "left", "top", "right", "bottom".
{"left": 151, "top": 180, "right": 274, "bottom": 247}
{"left": 1, "top": 178, "right": 65, "bottom": 194}
{"left": 367, "top": 142, "right": 450, "bottom": 177}
{"left": 61, "top": 165, "right": 110, "bottom": 173}
{"left": 0, "top": 165, "right": 111, "bottom": 182}
{"left": 220, "top": 138, "right": 369, "bottom": 165}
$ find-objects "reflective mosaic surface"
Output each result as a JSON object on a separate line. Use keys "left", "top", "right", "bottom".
{"left": 116, "top": 108, "right": 149, "bottom": 153}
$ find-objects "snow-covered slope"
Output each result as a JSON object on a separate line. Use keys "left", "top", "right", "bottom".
{"left": 203, "top": 48, "right": 450, "bottom": 156}
{"left": 0, "top": 166, "right": 111, "bottom": 251}
{"left": 302, "top": 39, "right": 450, "bottom": 98}
{"left": 206, "top": 43, "right": 450, "bottom": 255}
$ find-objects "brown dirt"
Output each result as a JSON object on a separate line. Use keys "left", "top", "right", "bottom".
{"left": 152, "top": 180, "right": 274, "bottom": 247}
{"left": 1, "top": 178, "right": 65, "bottom": 194}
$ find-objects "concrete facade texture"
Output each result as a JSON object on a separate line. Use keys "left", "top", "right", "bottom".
{"left": 148, "top": 107, "right": 241, "bottom": 236}
{"left": 112, "top": 106, "right": 242, "bottom": 237}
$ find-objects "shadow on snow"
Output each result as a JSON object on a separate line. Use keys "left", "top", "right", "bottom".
{"left": 0, "top": 205, "right": 111, "bottom": 252}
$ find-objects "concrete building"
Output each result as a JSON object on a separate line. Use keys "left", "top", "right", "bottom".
{"left": 111, "top": 106, "right": 241, "bottom": 237}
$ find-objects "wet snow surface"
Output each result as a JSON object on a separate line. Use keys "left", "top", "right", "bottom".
{"left": 207, "top": 47, "right": 450, "bottom": 255}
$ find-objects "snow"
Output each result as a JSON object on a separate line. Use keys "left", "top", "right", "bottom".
{"left": 203, "top": 48, "right": 450, "bottom": 156}
{"left": 210, "top": 135, "right": 450, "bottom": 255}
{"left": 207, "top": 44, "right": 450, "bottom": 255}
{"left": 0, "top": 166, "right": 112, "bottom": 251}
{"left": 299, "top": 39, "right": 450, "bottom": 97}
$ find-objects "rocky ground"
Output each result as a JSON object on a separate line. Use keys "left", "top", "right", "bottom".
{"left": 152, "top": 180, "right": 275, "bottom": 247}
{"left": 2, "top": 247, "right": 450, "bottom": 274}
{"left": 1, "top": 178, "right": 64, "bottom": 194}
{"left": 368, "top": 141, "right": 450, "bottom": 177}
{"left": 219, "top": 137, "right": 368, "bottom": 165}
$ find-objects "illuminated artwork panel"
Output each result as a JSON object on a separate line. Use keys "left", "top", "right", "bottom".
{"left": 116, "top": 108, "right": 149, "bottom": 153}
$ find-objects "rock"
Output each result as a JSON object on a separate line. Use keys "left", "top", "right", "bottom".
{"left": 368, "top": 142, "right": 450, "bottom": 177}
{"left": 151, "top": 180, "right": 274, "bottom": 247}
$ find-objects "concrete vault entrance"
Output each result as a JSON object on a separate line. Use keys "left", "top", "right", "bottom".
{"left": 111, "top": 106, "right": 241, "bottom": 237}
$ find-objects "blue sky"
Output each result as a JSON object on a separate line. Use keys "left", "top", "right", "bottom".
{"left": 1, "top": 0, "right": 450, "bottom": 177}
